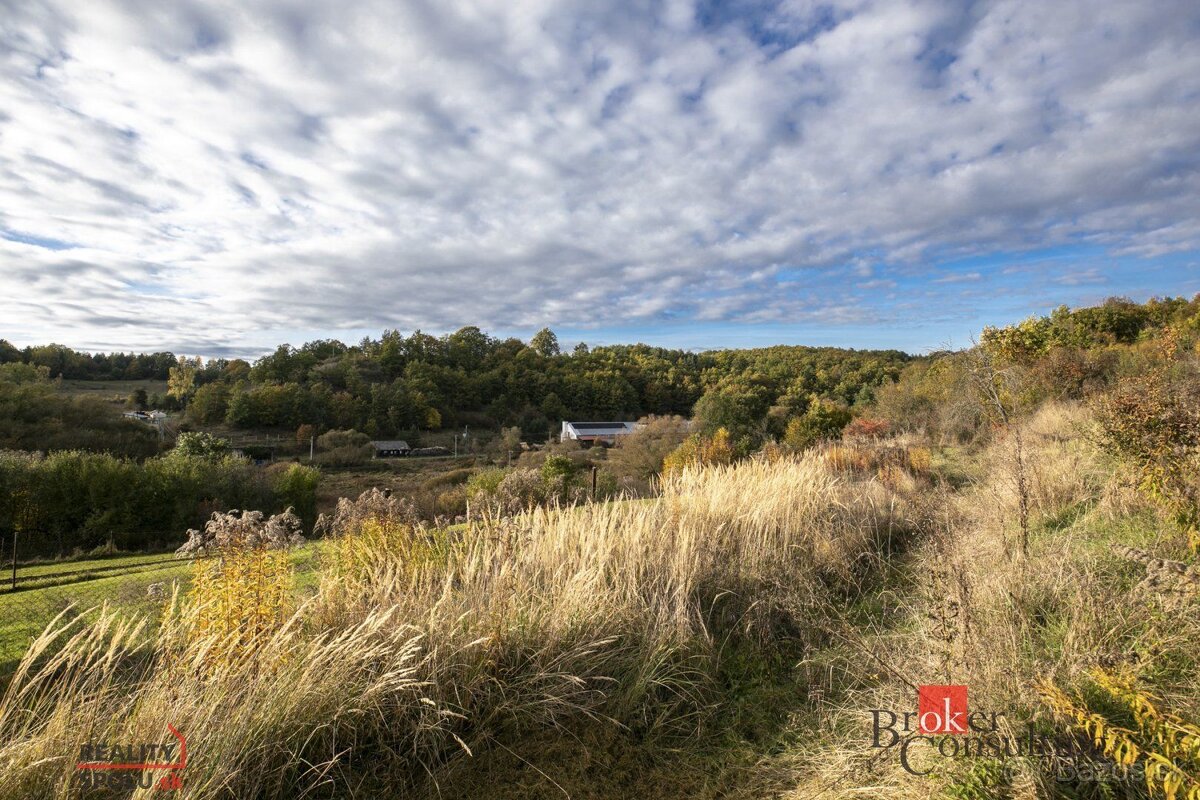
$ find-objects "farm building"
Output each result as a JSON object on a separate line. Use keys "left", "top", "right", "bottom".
{"left": 560, "top": 421, "right": 638, "bottom": 446}
{"left": 122, "top": 410, "right": 167, "bottom": 423}
{"left": 371, "top": 440, "right": 410, "bottom": 458}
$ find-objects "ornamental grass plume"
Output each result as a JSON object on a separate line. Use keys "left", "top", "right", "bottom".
{"left": 313, "top": 487, "right": 420, "bottom": 537}
{"left": 176, "top": 508, "right": 305, "bottom": 556}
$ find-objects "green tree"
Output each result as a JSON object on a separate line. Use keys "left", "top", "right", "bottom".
{"left": 530, "top": 327, "right": 560, "bottom": 357}
{"left": 692, "top": 384, "right": 770, "bottom": 451}
{"left": 189, "top": 382, "right": 230, "bottom": 425}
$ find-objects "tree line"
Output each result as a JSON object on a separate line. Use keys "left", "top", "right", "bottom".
{"left": 4, "top": 328, "right": 913, "bottom": 444}
{"left": 0, "top": 340, "right": 178, "bottom": 381}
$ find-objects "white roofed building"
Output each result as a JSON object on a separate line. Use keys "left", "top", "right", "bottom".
{"left": 560, "top": 421, "right": 638, "bottom": 446}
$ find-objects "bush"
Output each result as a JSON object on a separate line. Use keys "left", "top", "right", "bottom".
{"left": 420, "top": 468, "right": 476, "bottom": 492}
{"left": 465, "top": 457, "right": 595, "bottom": 514}
{"left": 844, "top": 417, "right": 890, "bottom": 439}
{"left": 315, "top": 429, "right": 373, "bottom": 466}
{"left": 662, "top": 427, "right": 735, "bottom": 476}
{"left": 606, "top": 415, "right": 689, "bottom": 481}
{"left": 172, "top": 431, "right": 232, "bottom": 460}
{"left": 493, "top": 468, "right": 546, "bottom": 513}
{"left": 313, "top": 488, "right": 420, "bottom": 538}
{"left": 270, "top": 463, "right": 321, "bottom": 530}
{"left": 1092, "top": 333, "right": 1200, "bottom": 550}
{"left": 782, "top": 399, "right": 851, "bottom": 452}
{"left": 317, "top": 429, "right": 370, "bottom": 450}
{"left": 540, "top": 454, "right": 576, "bottom": 484}
{"left": 465, "top": 467, "right": 506, "bottom": 502}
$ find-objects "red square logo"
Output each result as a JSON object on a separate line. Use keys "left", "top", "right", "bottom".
{"left": 918, "top": 685, "right": 968, "bottom": 734}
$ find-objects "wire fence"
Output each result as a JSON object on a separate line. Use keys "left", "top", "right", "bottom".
{"left": 0, "top": 551, "right": 199, "bottom": 675}
{"left": 0, "top": 544, "right": 324, "bottom": 678}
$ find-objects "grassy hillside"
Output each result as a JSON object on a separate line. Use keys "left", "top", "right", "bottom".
{"left": 0, "top": 456, "right": 933, "bottom": 798}
{"left": 1, "top": 297, "right": 1199, "bottom": 799}
{"left": 58, "top": 378, "right": 168, "bottom": 405}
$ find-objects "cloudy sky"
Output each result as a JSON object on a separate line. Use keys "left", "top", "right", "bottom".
{"left": 2, "top": 0, "right": 1199, "bottom": 357}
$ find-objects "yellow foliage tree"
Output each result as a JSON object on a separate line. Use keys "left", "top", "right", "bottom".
{"left": 662, "top": 427, "right": 735, "bottom": 476}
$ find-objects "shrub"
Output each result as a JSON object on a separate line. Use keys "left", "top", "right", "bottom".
{"left": 171, "top": 431, "right": 233, "bottom": 460}
{"left": 540, "top": 454, "right": 576, "bottom": 484}
{"left": 1040, "top": 669, "right": 1200, "bottom": 800}
{"left": 464, "top": 467, "right": 507, "bottom": 503}
{"left": 420, "top": 468, "right": 475, "bottom": 492}
{"left": 782, "top": 399, "right": 851, "bottom": 452}
{"left": 314, "top": 428, "right": 373, "bottom": 466}
{"left": 494, "top": 468, "right": 547, "bottom": 513}
{"left": 317, "top": 429, "right": 370, "bottom": 450}
{"left": 1092, "top": 331, "right": 1200, "bottom": 550}
{"left": 662, "top": 427, "right": 735, "bottom": 476}
{"left": 606, "top": 415, "right": 690, "bottom": 481}
{"left": 313, "top": 487, "right": 420, "bottom": 538}
{"left": 270, "top": 463, "right": 321, "bottom": 529}
{"left": 844, "top": 417, "right": 890, "bottom": 439}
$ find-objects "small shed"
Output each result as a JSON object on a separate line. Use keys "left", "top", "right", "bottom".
{"left": 371, "top": 440, "right": 410, "bottom": 458}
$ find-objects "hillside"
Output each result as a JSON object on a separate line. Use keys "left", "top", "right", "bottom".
{"left": 2, "top": 331, "right": 911, "bottom": 445}
{"left": 0, "top": 295, "right": 1199, "bottom": 799}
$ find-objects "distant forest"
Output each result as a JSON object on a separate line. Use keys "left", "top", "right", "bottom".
{"left": 0, "top": 328, "right": 910, "bottom": 441}
{"left": 7, "top": 294, "right": 1193, "bottom": 445}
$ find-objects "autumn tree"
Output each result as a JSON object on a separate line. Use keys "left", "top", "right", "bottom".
{"left": 168, "top": 356, "right": 202, "bottom": 407}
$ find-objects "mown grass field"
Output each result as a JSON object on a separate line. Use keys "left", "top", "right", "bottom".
{"left": 58, "top": 378, "right": 168, "bottom": 404}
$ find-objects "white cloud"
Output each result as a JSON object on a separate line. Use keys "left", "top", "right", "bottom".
{"left": 1, "top": 0, "right": 1199, "bottom": 354}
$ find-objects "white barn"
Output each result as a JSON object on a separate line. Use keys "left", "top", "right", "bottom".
{"left": 560, "top": 421, "right": 638, "bottom": 446}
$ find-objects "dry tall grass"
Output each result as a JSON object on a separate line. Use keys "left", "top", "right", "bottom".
{"left": 0, "top": 455, "right": 920, "bottom": 799}
{"left": 779, "top": 403, "right": 1200, "bottom": 799}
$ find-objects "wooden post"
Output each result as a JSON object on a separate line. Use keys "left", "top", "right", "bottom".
{"left": 10, "top": 530, "right": 17, "bottom": 591}
{"left": 591, "top": 465, "right": 597, "bottom": 501}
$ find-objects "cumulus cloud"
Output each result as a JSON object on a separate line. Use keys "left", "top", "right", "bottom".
{"left": 1, "top": 0, "right": 1199, "bottom": 354}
